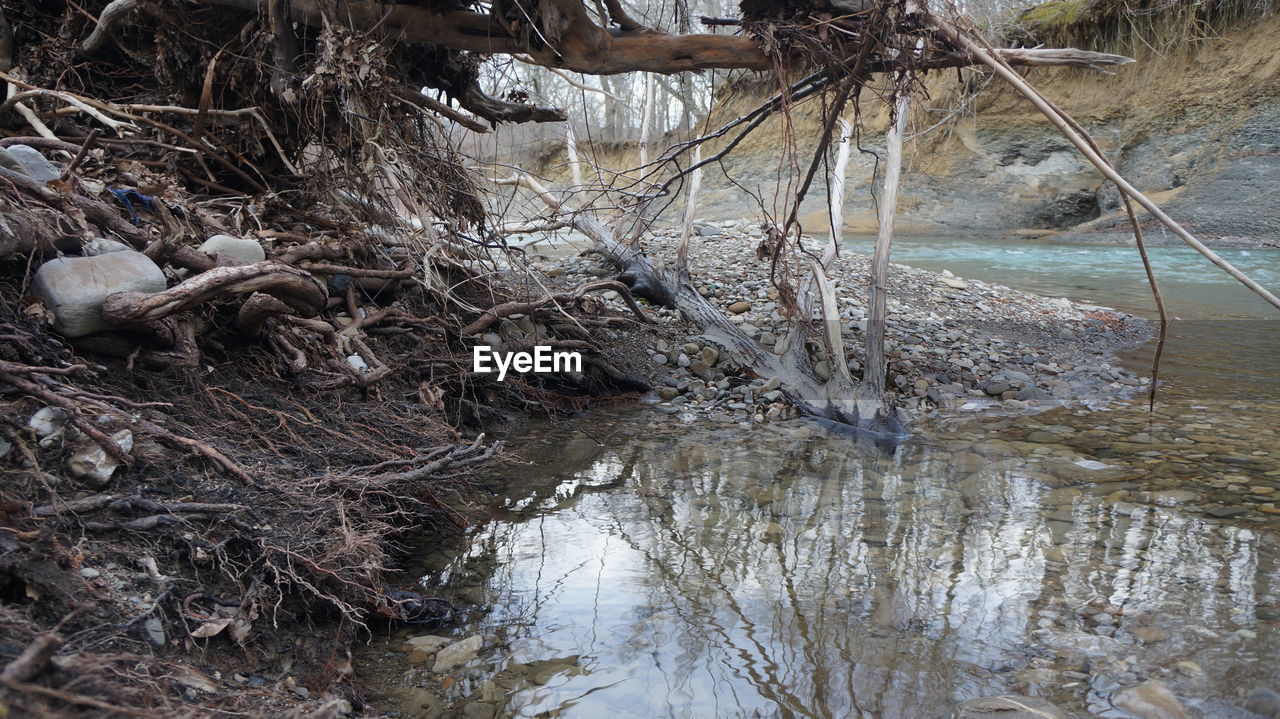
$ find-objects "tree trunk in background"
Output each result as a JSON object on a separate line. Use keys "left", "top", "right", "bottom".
{"left": 639, "top": 73, "right": 654, "bottom": 165}
{"left": 601, "top": 75, "right": 626, "bottom": 141}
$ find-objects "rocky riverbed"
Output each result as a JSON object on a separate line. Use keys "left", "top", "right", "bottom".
{"left": 527, "top": 219, "right": 1150, "bottom": 423}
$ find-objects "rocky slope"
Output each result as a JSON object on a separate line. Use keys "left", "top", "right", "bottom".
{"left": 526, "top": 219, "right": 1150, "bottom": 424}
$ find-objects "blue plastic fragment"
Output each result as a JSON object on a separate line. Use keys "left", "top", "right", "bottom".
{"left": 108, "top": 188, "right": 155, "bottom": 225}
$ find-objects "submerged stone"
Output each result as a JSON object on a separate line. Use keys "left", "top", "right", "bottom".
{"left": 953, "top": 695, "right": 1066, "bottom": 719}
{"left": 1111, "top": 680, "right": 1190, "bottom": 719}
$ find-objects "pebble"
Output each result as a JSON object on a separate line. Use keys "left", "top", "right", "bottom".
{"left": 1244, "top": 688, "right": 1280, "bottom": 718}
{"left": 432, "top": 635, "right": 483, "bottom": 673}
{"left": 1111, "top": 680, "right": 1190, "bottom": 719}
{"left": 1130, "top": 625, "right": 1167, "bottom": 643}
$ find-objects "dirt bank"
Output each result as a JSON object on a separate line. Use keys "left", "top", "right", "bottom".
{"left": 516, "top": 9, "right": 1280, "bottom": 247}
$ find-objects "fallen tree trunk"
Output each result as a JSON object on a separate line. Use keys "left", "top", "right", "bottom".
{"left": 500, "top": 173, "right": 896, "bottom": 431}
{"left": 196, "top": 0, "right": 1132, "bottom": 77}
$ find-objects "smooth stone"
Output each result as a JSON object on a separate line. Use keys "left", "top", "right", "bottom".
{"left": 0, "top": 147, "right": 28, "bottom": 175}
{"left": 814, "top": 361, "right": 831, "bottom": 381}
{"left": 726, "top": 300, "right": 751, "bottom": 314}
{"left": 939, "top": 277, "right": 969, "bottom": 290}
{"left": 32, "top": 252, "right": 167, "bottom": 337}
{"left": 6, "top": 144, "right": 60, "bottom": 182}
{"left": 1244, "top": 688, "right": 1280, "bottom": 718}
{"left": 462, "top": 702, "right": 497, "bottom": 719}
{"left": 432, "top": 635, "right": 483, "bottom": 673}
{"left": 954, "top": 695, "right": 1065, "bottom": 719}
{"left": 682, "top": 342, "right": 700, "bottom": 355}
{"left": 406, "top": 634, "right": 453, "bottom": 653}
{"left": 699, "top": 346, "right": 719, "bottom": 366}
{"left": 1146, "top": 490, "right": 1199, "bottom": 505}
{"left": 1173, "top": 661, "right": 1203, "bottom": 677}
{"left": 1111, "top": 680, "right": 1190, "bottom": 719}
{"left": 28, "top": 406, "right": 68, "bottom": 439}
{"left": 1130, "top": 625, "right": 1168, "bottom": 643}
{"left": 198, "top": 234, "right": 265, "bottom": 265}
{"left": 144, "top": 616, "right": 166, "bottom": 646}
{"left": 985, "top": 382, "right": 1012, "bottom": 396}
{"left": 652, "top": 354, "right": 668, "bottom": 365}
{"left": 1016, "top": 387, "right": 1051, "bottom": 401}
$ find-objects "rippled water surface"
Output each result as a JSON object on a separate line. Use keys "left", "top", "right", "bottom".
{"left": 366, "top": 237, "right": 1280, "bottom": 718}
{"left": 371, "top": 396, "right": 1280, "bottom": 718}
{"left": 842, "top": 234, "right": 1280, "bottom": 399}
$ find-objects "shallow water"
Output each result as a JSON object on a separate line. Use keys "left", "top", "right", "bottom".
{"left": 366, "top": 237, "right": 1280, "bottom": 718}
{"left": 841, "top": 234, "right": 1280, "bottom": 400}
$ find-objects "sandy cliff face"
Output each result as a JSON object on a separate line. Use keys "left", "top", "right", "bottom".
{"left": 521, "top": 10, "right": 1278, "bottom": 246}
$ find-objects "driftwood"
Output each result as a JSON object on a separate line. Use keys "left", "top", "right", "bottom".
{"left": 861, "top": 88, "right": 911, "bottom": 426}
{"left": 100, "top": 262, "right": 327, "bottom": 327}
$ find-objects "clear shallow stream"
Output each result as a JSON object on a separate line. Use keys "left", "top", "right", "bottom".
{"left": 366, "top": 237, "right": 1280, "bottom": 718}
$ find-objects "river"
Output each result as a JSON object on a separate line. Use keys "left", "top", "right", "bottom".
{"left": 362, "top": 236, "right": 1280, "bottom": 719}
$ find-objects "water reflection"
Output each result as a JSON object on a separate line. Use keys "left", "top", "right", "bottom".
{"left": 417, "top": 409, "right": 1279, "bottom": 718}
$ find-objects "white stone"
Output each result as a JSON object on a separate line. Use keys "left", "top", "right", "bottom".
{"left": 31, "top": 251, "right": 167, "bottom": 337}
{"left": 67, "top": 429, "right": 133, "bottom": 488}
{"left": 28, "top": 406, "right": 68, "bottom": 438}
{"left": 198, "top": 234, "right": 265, "bottom": 265}
{"left": 5, "top": 145, "right": 60, "bottom": 182}
{"left": 432, "top": 635, "right": 483, "bottom": 673}
{"left": 406, "top": 635, "right": 452, "bottom": 653}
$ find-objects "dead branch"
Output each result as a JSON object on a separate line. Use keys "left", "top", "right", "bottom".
{"left": 298, "top": 263, "right": 414, "bottom": 279}
{"left": 371, "top": 435, "right": 500, "bottom": 485}
{"left": 81, "top": 0, "right": 144, "bottom": 54}
{"left": 461, "top": 280, "right": 651, "bottom": 336}
{"left": 101, "top": 262, "right": 327, "bottom": 326}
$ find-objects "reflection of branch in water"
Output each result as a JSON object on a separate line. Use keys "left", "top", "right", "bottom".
{"left": 617, "top": 441, "right": 820, "bottom": 715}
{"left": 443, "top": 424, "right": 1276, "bottom": 718}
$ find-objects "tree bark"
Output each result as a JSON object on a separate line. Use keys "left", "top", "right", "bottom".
{"left": 101, "top": 262, "right": 326, "bottom": 326}
{"left": 861, "top": 88, "right": 909, "bottom": 425}
{"left": 198, "top": 0, "right": 1133, "bottom": 76}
